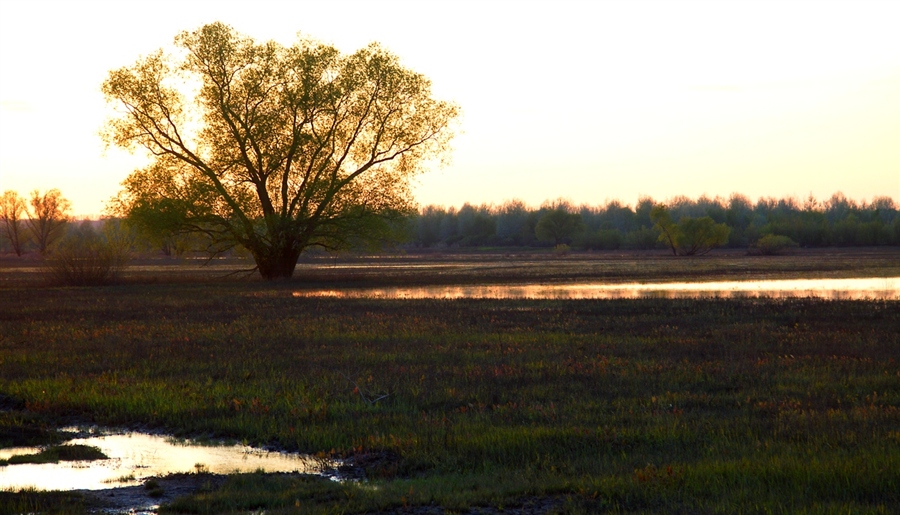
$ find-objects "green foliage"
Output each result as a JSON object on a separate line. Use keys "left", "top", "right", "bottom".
{"left": 3, "top": 444, "right": 107, "bottom": 466}
{"left": 0, "top": 490, "right": 88, "bottom": 515}
{"left": 752, "top": 234, "right": 799, "bottom": 255}
{"left": 577, "top": 228, "right": 622, "bottom": 250}
{"left": 651, "top": 205, "right": 731, "bottom": 255}
{"left": 104, "top": 23, "right": 458, "bottom": 278}
{"left": 109, "top": 172, "right": 204, "bottom": 256}
{"left": 401, "top": 193, "right": 899, "bottom": 250}
{"left": 535, "top": 208, "right": 585, "bottom": 245}
{"left": 457, "top": 204, "right": 497, "bottom": 246}
{"left": 2, "top": 281, "right": 898, "bottom": 513}
{"left": 552, "top": 243, "right": 571, "bottom": 255}
{"left": 622, "top": 226, "right": 659, "bottom": 249}
{"left": 677, "top": 215, "right": 731, "bottom": 255}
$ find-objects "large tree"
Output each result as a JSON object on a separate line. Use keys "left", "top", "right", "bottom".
{"left": 104, "top": 23, "right": 458, "bottom": 279}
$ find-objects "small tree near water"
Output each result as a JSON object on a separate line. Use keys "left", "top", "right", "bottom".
{"left": 104, "top": 22, "right": 458, "bottom": 279}
{"left": 651, "top": 204, "right": 730, "bottom": 256}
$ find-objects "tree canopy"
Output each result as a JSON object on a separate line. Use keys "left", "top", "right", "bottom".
{"left": 651, "top": 204, "right": 730, "bottom": 256}
{"left": 0, "top": 191, "right": 28, "bottom": 256}
{"left": 535, "top": 208, "right": 585, "bottom": 246}
{"left": 27, "top": 189, "right": 71, "bottom": 255}
{"left": 104, "top": 22, "right": 458, "bottom": 278}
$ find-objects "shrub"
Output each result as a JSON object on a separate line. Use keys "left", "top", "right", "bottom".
{"left": 44, "top": 220, "right": 131, "bottom": 285}
{"left": 651, "top": 205, "right": 731, "bottom": 256}
{"left": 751, "top": 234, "right": 799, "bottom": 255}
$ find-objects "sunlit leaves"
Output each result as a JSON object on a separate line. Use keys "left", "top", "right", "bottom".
{"left": 651, "top": 204, "right": 731, "bottom": 256}
{"left": 103, "top": 22, "right": 459, "bottom": 277}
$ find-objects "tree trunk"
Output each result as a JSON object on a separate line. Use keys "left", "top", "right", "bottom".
{"left": 253, "top": 244, "right": 302, "bottom": 280}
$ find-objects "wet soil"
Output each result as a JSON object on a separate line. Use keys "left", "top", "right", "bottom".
{"left": 79, "top": 473, "right": 228, "bottom": 514}
{"left": 77, "top": 473, "right": 565, "bottom": 514}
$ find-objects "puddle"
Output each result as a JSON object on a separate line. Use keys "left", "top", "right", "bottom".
{"left": 292, "top": 277, "right": 900, "bottom": 300}
{"left": 0, "top": 431, "right": 333, "bottom": 492}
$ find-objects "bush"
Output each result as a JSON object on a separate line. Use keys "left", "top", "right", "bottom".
{"left": 577, "top": 229, "right": 622, "bottom": 250}
{"left": 44, "top": 220, "right": 131, "bottom": 285}
{"left": 751, "top": 234, "right": 799, "bottom": 255}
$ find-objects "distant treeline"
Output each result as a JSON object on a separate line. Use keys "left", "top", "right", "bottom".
{"left": 3, "top": 191, "right": 899, "bottom": 257}
{"left": 406, "top": 193, "right": 900, "bottom": 250}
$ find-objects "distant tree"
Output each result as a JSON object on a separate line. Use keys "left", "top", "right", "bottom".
{"left": 1, "top": 190, "right": 29, "bottom": 256}
{"left": 414, "top": 205, "right": 446, "bottom": 247}
{"left": 869, "top": 196, "right": 897, "bottom": 224}
{"left": 634, "top": 196, "right": 656, "bottom": 229}
{"left": 803, "top": 193, "right": 821, "bottom": 212}
{"left": 623, "top": 226, "right": 659, "bottom": 249}
{"left": 457, "top": 204, "right": 496, "bottom": 246}
{"left": 600, "top": 200, "right": 637, "bottom": 232}
{"left": 27, "top": 189, "right": 71, "bottom": 255}
{"left": 578, "top": 228, "right": 622, "bottom": 250}
{"left": 824, "top": 192, "right": 855, "bottom": 224}
{"left": 439, "top": 207, "right": 460, "bottom": 245}
{"left": 535, "top": 208, "right": 585, "bottom": 246}
{"left": 495, "top": 200, "right": 540, "bottom": 246}
{"left": 651, "top": 204, "right": 730, "bottom": 256}
{"left": 103, "top": 22, "right": 458, "bottom": 279}
{"left": 725, "top": 193, "right": 754, "bottom": 247}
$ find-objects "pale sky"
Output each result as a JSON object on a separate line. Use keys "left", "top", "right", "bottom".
{"left": 1, "top": 0, "right": 898, "bottom": 217}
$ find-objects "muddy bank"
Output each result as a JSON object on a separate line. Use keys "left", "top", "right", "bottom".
{"left": 78, "top": 473, "right": 228, "bottom": 514}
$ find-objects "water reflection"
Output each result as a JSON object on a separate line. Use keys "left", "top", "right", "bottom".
{"left": 0, "top": 432, "right": 330, "bottom": 491}
{"left": 293, "top": 277, "right": 899, "bottom": 300}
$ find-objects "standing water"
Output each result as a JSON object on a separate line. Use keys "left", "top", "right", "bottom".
{"left": 0, "top": 430, "right": 333, "bottom": 491}
{"left": 292, "top": 277, "right": 900, "bottom": 300}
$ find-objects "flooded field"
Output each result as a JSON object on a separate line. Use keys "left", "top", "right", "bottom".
{"left": 1, "top": 248, "right": 898, "bottom": 513}
{"left": 0, "top": 430, "right": 332, "bottom": 492}
{"left": 293, "top": 276, "right": 900, "bottom": 300}
{"left": 2, "top": 247, "right": 899, "bottom": 288}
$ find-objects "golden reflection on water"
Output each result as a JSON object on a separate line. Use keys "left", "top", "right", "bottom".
{"left": 292, "top": 278, "right": 899, "bottom": 300}
{"left": 0, "top": 432, "right": 329, "bottom": 491}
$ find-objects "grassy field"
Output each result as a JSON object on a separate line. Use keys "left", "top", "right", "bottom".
{"left": 3, "top": 247, "right": 900, "bottom": 288}
{"left": 1, "top": 249, "right": 899, "bottom": 513}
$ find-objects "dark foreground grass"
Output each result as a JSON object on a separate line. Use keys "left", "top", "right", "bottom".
{"left": 0, "top": 282, "right": 898, "bottom": 513}
{"left": 0, "top": 489, "right": 88, "bottom": 515}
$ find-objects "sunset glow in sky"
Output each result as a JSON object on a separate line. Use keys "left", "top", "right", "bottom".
{"left": 1, "top": 0, "right": 898, "bottom": 216}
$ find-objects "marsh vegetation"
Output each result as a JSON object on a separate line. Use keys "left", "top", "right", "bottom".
{"left": 1, "top": 250, "right": 898, "bottom": 513}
